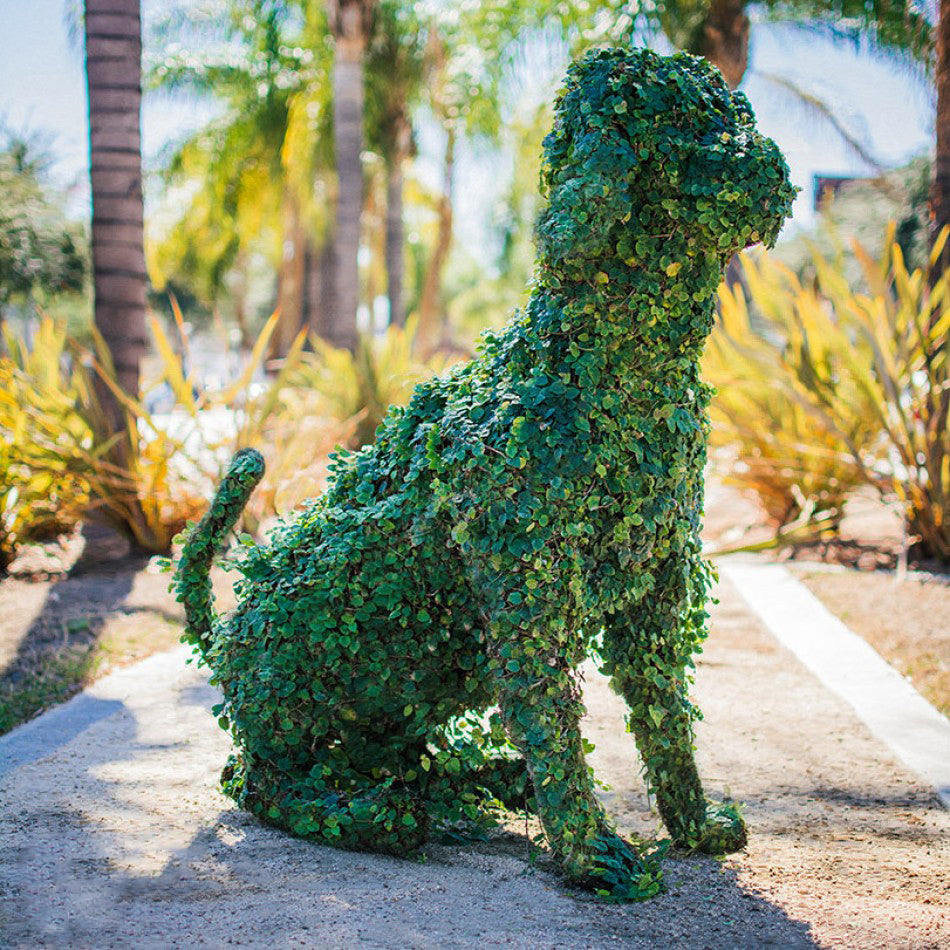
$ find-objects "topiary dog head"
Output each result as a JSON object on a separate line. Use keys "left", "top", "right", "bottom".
{"left": 536, "top": 47, "right": 796, "bottom": 280}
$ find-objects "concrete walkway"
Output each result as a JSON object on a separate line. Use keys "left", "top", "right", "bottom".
{"left": 722, "top": 563, "right": 950, "bottom": 808}
{"left": 1, "top": 574, "right": 948, "bottom": 948}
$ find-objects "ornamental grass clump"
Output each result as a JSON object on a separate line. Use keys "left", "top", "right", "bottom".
{"left": 176, "top": 48, "right": 794, "bottom": 900}
{"left": 0, "top": 307, "right": 316, "bottom": 562}
{"left": 704, "top": 275, "right": 870, "bottom": 542}
{"left": 76, "top": 306, "right": 306, "bottom": 553}
{"left": 289, "top": 320, "right": 453, "bottom": 448}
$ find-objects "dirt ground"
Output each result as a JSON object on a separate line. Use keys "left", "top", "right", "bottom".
{"left": 1, "top": 574, "right": 948, "bottom": 949}
{"left": 1, "top": 479, "right": 947, "bottom": 947}
{"left": 703, "top": 478, "right": 950, "bottom": 714}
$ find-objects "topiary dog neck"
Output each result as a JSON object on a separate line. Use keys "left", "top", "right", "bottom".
{"left": 523, "top": 235, "right": 724, "bottom": 371}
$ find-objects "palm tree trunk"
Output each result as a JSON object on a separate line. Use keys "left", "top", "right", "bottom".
{"left": 696, "top": 0, "right": 750, "bottom": 292}
{"left": 302, "top": 241, "right": 320, "bottom": 339}
{"left": 416, "top": 127, "right": 455, "bottom": 353}
{"left": 385, "top": 157, "right": 405, "bottom": 328}
{"left": 932, "top": 0, "right": 950, "bottom": 273}
{"left": 918, "top": 0, "right": 950, "bottom": 562}
{"left": 84, "top": 0, "right": 148, "bottom": 425}
{"left": 364, "top": 174, "right": 381, "bottom": 326}
{"left": 272, "top": 193, "right": 305, "bottom": 360}
{"left": 327, "top": 0, "right": 375, "bottom": 352}
{"left": 304, "top": 237, "right": 335, "bottom": 339}
{"left": 232, "top": 250, "right": 253, "bottom": 350}
{"left": 385, "top": 117, "right": 411, "bottom": 328}
{"left": 698, "top": 0, "right": 750, "bottom": 90}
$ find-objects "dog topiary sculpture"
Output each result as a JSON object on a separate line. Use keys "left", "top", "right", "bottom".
{"left": 176, "top": 47, "right": 795, "bottom": 900}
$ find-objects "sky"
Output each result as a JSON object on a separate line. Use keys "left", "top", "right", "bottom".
{"left": 0, "top": 0, "right": 936, "bottom": 254}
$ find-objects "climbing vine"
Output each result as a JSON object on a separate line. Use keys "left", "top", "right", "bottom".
{"left": 176, "top": 47, "right": 794, "bottom": 900}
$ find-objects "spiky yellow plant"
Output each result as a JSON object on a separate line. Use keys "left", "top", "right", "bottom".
{"left": 705, "top": 227, "right": 950, "bottom": 561}
{"left": 290, "top": 319, "right": 456, "bottom": 448}
{"left": 75, "top": 304, "right": 307, "bottom": 553}
{"left": 239, "top": 398, "right": 358, "bottom": 536}
{"left": 705, "top": 271, "right": 870, "bottom": 539}
{"left": 0, "top": 318, "right": 90, "bottom": 569}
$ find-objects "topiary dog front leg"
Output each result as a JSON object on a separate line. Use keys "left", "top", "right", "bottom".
{"left": 487, "top": 598, "right": 662, "bottom": 899}
{"left": 602, "top": 563, "right": 746, "bottom": 855}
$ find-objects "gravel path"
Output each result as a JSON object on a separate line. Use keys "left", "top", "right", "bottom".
{"left": 1, "top": 575, "right": 947, "bottom": 949}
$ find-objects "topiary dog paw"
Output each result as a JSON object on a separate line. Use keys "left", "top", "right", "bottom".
{"left": 692, "top": 801, "right": 747, "bottom": 855}
{"left": 566, "top": 830, "right": 665, "bottom": 901}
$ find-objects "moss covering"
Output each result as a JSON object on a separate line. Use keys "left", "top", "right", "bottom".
{"left": 176, "top": 47, "right": 794, "bottom": 900}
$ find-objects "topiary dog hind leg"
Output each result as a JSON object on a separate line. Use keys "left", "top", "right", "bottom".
{"left": 602, "top": 559, "right": 746, "bottom": 855}
{"left": 221, "top": 755, "right": 429, "bottom": 855}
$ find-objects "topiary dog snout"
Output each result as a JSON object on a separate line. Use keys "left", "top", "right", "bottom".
{"left": 175, "top": 46, "right": 793, "bottom": 901}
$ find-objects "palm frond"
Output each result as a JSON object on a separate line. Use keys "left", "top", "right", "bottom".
{"left": 751, "top": 68, "right": 886, "bottom": 171}
{"left": 757, "top": 0, "right": 933, "bottom": 67}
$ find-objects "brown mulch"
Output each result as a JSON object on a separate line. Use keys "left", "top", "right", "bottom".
{"left": 794, "top": 568, "right": 950, "bottom": 716}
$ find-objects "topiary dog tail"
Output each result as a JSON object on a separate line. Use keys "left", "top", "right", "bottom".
{"left": 175, "top": 448, "right": 264, "bottom": 656}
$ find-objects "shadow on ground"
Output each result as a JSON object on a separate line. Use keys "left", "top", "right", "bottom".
{"left": 0, "top": 549, "right": 149, "bottom": 733}
{"left": 0, "top": 675, "right": 816, "bottom": 950}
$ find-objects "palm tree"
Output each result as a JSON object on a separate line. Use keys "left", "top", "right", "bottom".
{"left": 933, "top": 0, "right": 950, "bottom": 269}
{"left": 84, "top": 0, "right": 147, "bottom": 424}
{"left": 150, "top": 0, "right": 333, "bottom": 356}
{"left": 475, "top": 1, "right": 930, "bottom": 91}
{"left": 410, "top": 11, "right": 508, "bottom": 354}
{"left": 327, "top": 0, "right": 377, "bottom": 351}
{"left": 383, "top": 116, "right": 412, "bottom": 328}
{"left": 366, "top": 0, "right": 424, "bottom": 329}
{"left": 699, "top": 0, "right": 748, "bottom": 87}
{"left": 415, "top": 124, "right": 454, "bottom": 352}
{"left": 695, "top": 0, "right": 929, "bottom": 89}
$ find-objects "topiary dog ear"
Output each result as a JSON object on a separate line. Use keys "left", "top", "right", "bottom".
{"left": 535, "top": 84, "right": 641, "bottom": 272}
{"left": 535, "top": 151, "right": 637, "bottom": 270}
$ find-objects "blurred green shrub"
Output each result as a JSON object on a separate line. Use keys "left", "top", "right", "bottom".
{"left": 776, "top": 156, "right": 930, "bottom": 282}
{"left": 0, "top": 135, "right": 86, "bottom": 321}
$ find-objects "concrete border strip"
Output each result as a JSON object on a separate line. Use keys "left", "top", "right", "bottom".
{"left": 0, "top": 645, "right": 193, "bottom": 780}
{"left": 721, "top": 562, "right": 950, "bottom": 809}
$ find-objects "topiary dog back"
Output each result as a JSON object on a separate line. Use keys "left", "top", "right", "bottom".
{"left": 176, "top": 47, "right": 794, "bottom": 900}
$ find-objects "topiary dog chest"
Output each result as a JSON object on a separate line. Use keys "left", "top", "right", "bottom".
{"left": 176, "top": 46, "right": 794, "bottom": 900}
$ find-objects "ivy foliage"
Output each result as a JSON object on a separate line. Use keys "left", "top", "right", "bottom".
{"left": 176, "top": 47, "right": 794, "bottom": 900}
